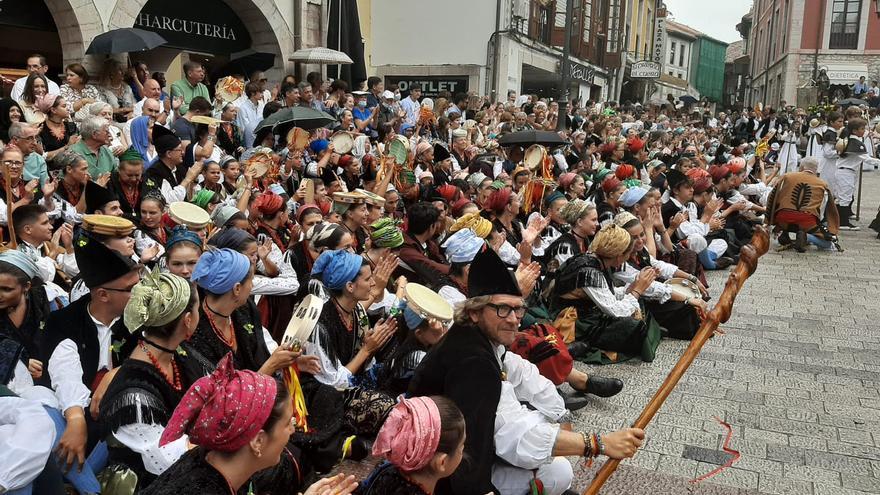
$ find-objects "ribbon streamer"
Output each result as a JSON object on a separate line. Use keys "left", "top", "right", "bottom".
{"left": 690, "top": 416, "right": 740, "bottom": 484}
{"left": 283, "top": 365, "right": 309, "bottom": 431}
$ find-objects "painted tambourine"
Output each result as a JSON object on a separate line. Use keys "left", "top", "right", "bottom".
{"left": 216, "top": 76, "right": 244, "bottom": 103}
{"left": 388, "top": 135, "right": 410, "bottom": 165}
{"left": 286, "top": 127, "right": 311, "bottom": 151}
{"left": 403, "top": 283, "right": 453, "bottom": 324}
{"left": 330, "top": 131, "right": 354, "bottom": 154}
{"left": 523, "top": 144, "right": 547, "bottom": 171}
{"left": 665, "top": 277, "right": 702, "bottom": 300}
{"left": 282, "top": 294, "right": 323, "bottom": 351}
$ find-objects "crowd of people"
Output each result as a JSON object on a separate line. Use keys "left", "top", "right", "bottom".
{"left": 0, "top": 51, "right": 877, "bottom": 495}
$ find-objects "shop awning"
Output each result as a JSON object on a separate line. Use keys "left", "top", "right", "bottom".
{"left": 326, "top": 0, "right": 367, "bottom": 86}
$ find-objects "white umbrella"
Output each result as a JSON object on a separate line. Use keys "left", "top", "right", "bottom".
{"left": 288, "top": 47, "right": 353, "bottom": 65}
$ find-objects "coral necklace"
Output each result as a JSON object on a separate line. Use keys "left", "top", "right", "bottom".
{"left": 204, "top": 301, "right": 236, "bottom": 350}
{"left": 140, "top": 340, "right": 182, "bottom": 392}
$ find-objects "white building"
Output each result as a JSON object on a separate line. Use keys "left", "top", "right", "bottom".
{"left": 649, "top": 18, "right": 701, "bottom": 101}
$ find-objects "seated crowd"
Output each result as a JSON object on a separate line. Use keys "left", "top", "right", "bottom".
{"left": 0, "top": 53, "right": 850, "bottom": 495}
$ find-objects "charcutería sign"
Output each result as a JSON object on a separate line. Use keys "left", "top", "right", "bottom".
{"left": 134, "top": 0, "right": 251, "bottom": 54}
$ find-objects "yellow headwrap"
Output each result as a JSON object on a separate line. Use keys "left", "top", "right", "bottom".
{"left": 591, "top": 224, "right": 633, "bottom": 258}
{"left": 449, "top": 212, "right": 492, "bottom": 239}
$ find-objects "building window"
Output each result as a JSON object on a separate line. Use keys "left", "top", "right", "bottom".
{"left": 635, "top": 34, "right": 640, "bottom": 57}
{"left": 670, "top": 42, "right": 676, "bottom": 65}
{"left": 582, "top": 0, "right": 592, "bottom": 44}
{"left": 678, "top": 72, "right": 683, "bottom": 79}
{"left": 669, "top": 71, "right": 674, "bottom": 76}
{"left": 679, "top": 44, "right": 685, "bottom": 66}
{"left": 607, "top": 0, "right": 622, "bottom": 52}
{"left": 830, "top": 0, "right": 861, "bottom": 49}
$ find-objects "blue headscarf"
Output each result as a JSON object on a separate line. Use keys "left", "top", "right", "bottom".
{"left": 0, "top": 250, "right": 40, "bottom": 281}
{"left": 402, "top": 302, "right": 424, "bottom": 330}
{"left": 311, "top": 250, "right": 362, "bottom": 291}
{"left": 191, "top": 248, "right": 251, "bottom": 294}
{"left": 309, "top": 139, "right": 329, "bottom": 155}
{"left": 441, "top": 228, "right": 485, "bottom": 264}
{"left": 165, "top": 226, "right": 203, "bottom": 251}
{"left": 130, "top": 116, "right": 152, "bottom": 164}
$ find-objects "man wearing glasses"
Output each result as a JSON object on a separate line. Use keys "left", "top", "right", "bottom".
{"left": 8, "top": 121, "right": 50, "bottom": 187}
{"left": 143, "top": 125, "right": 202, "bottom": 204}
{"left": 41, "top": 226, "right": 142, "bottom": 491}
{"left": 10, "top": 54, "right": 60, "bottom": 102}
{"left": 409, "top": 248, "right": 645, "bottom": 495}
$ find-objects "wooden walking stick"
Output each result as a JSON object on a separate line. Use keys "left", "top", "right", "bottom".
{"left": 584, "top": 226, "right": 771, "bottom": 495}
{"left": 3, "top": 161, "right": 16, "bottom": 249}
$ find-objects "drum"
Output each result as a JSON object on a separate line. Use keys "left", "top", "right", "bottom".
{"left": 281, "top": 294, "right": 323, "bottom": 351}
{"left": 403, "top": 283, "right": 454, "bottom": 324}
{"left": 216, "top": 76, "right": 244, "bottom": 103}
{"left": 523, "top": 144, "right": 547, "bottom": 172}
{"left": 330, "top": 131, "right": 354, "bottom": 154}
{"left": 388, "top": 135, "right": 410, "bottom": 165}
{"left": 665, "top": 277, "right": 702, "bottom": 300}
{"left": 82, "top": 214, "right": 135, "bottom": 237}
{"left": 169, "top": 201, "right": 211, "bottom": 229}
{"left": 286, "top": 127, "right": 311, "bottom": 151}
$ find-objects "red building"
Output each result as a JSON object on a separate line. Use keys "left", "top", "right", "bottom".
{"left": 742, "top": 0, "right": 880, "bottom": 107}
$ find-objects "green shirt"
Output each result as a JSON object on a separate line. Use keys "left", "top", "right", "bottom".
{"left": 69, "top": 140, "right": 118, "bottom": 178}
{"left": 23, "top": 152, "right": 48, "bottom": 186}
{"left": 170, "top": 78, "right": 210, "bottom": 115}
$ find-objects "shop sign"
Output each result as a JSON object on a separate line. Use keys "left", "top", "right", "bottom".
{"left": 653, "top": 0, "right": 666, "bottom": 64}
{"left": 135, "top": 0, "right": 251, "bottom": 54}
{"left": 385, "top": 76, "right": 469, "bottom": 98}
{"left": 631, "top": 61, "right": 661, "bottom": 79}
{"left": 821, "top": 64, "right": 869, "bottom": 84}
{"left": 569, "top": 62, "right": 595, "bottom": 84}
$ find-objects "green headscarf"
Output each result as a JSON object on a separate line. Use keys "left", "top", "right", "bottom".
{"left": 192, "top": 189, "right": 215, "bottom": 210}
{"left": 119, "top": 147, "right": 144, "bottom": 163}
{"left": 370, "top": 218, "right": 404, "bottom": 249}
{"left": 124, "top": 269, "right": 192, "bottom": 331}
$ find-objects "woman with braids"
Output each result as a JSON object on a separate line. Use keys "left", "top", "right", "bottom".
{"left": 98, "top": 271, "right": 202, "bottom": 491}
{"left": 356, "top": 396, "right": 466, "bottom": 495}
{"left": 549, "top": 224, "right": 663, "bottom": 364}
{"left": 141, "top": 353, "right": 359, "bottom": 495}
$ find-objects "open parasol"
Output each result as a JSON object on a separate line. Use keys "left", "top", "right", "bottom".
{"left": 498, "top": 130, "right": 566, "bottom": 148}
{"left": 288, "top": 47, "right": 353, "bottom": 65}
{"left": 86, "top": 28, "right": 167, "bottom": 55}
{"left": 254, "top": 106, "right": 336, "bottom": 134}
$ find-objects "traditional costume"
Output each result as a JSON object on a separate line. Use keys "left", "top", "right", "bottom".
{"left": 766, "top": 169, "right": 840, "bottom": 246}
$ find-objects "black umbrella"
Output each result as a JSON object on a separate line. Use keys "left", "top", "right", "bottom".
{"left": 679, "top": 95, "right": 699, "bottom": 105}
{"left": 223, "top": 49, "right": 276, "bottom": 77}
{"left": 254, "top": 106, "right": 336, "bottom": 134}
{"left": 838, "top": 98, "right": 867, "bottom": 107}
{"left": 498, "top": 130, "right": 566, "bottom": 147}
{"left": 327, "top": 0, "right": 368, "bottom": 87}
{"left": 86, "top": 28, "right": 166, "bottom": 55}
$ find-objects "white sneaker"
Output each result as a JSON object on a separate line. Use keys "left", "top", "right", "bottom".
{"left": 840, "top": 225, "right": 861, "bottom": 231}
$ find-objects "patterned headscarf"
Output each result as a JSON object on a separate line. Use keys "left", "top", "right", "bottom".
{"left": 560, "top": 199, "right": 594, "bottom": 225}
{"left": 448, "top": 212, "right": 492, "bottom": 239}
{"left": 372, "top": 396, "right": 441, "bottom": 472}
{"left": 370, "top": 218, "right": 404, "bottom": 249}
{"left": 124, "top": 269, "right": 191, "bottom": 331}
{"left": 165, "top": 226, "right": 203, "bottom": 251}
{"left": 254, "top": 192, "right": 285, "bottom": 216}
{"left": 441, "top": 228, "right": 485, "bottom": 264}
{"left": 160, "top": 354, "right": 278, "bottom": 452}
{"left": 591, "top": 224, "right": 633, "bottom": 258}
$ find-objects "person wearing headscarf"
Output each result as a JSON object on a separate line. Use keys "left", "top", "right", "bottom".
{"left": 0, "top": 98, "right": 25, "bottom": 144}
{"left": 612, "top": 212, "right": 707, "bottom": 340}
{"left": 557, "top": 172, "right": 586, "bottom": 200}
{"left": 435, "top": 228, "right": 486, "bottom": 304}
{"left": 141, "top": 354, "right": 305, "bottom": 495}
{"left": 108, "top": 147, "right": 151, "bottom": 223}
{"left": 0, "top": 250, "right": 50, "bottom": 380}
{"left": 129, "top": 115, "right": 156, "bottom": 163}
{"left": 528, "top": 190, "right": 569, "bottom": 262}
{"left": 304, "top": 249, "right": 397, "bottom": 444}
{"left": 164, "top": 226, "right": 203, "bottom": 280}
{"left": 97, "top": 270, "right": 201, "bottom": 490}
{"left": 364, "top": 217, "right": 404, "bottom": 277}
{"left": 596, "top": 176, "right": 626, "bottom": 227}
{"left": 288, "top": 221, "right": 354, "bottom": 305}
{"left": 546, "top": 199, "right": 599, "bottom": 272}
{"left": 549, "top": 224, "right": 663, "bottom": 365}
{"left": 253, "top": 192, "right": 290, "bottom": 252}
{"left": 358, "top": 396, "right": 466, "bottom": 494}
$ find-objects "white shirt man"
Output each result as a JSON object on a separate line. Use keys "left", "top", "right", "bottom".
{"left": 400, "top": 88, "right": 422, "bottom": 125}
{"left": 10, "top": 55, "right": 60, "bottom": 101}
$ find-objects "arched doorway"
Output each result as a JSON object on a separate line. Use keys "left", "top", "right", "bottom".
{"left": 107, "top": 0, "right": 294, "bottom": 80}
{"left": 0, "top": 0, "right": 100, "bottom": 91}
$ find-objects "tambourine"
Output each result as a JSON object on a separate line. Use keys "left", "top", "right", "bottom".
{"left": 300, "top": 178, "right": 315, "bottom": 205}
{"left": 169, "top": 201, "right": 211, "bottom": 229}
{"left": 190, "top": 115, "right": 221, "bottom": 126}
{"left": 388, "top": 135, "right": 410, "bottom": 165}
{"left": 665, "top": 277, "right": 702, "bottom": 300}
{"left": 403, "top": 283, "right": 453, "bottom": 324}
{"left": 330, "top": 131, "right": 354, "bottom": 154}
{"left": 216, "top": 76, "right": 244, "bottom": 103}
{"left": 286, "top": 127, "right": 310, "bottom": 151}
{"left": 523, "top": 144, "right": 547, "bottom": 171}
{"left": 281, "top": 295, "right": 323, "bottom": 351}
{"left": 246, "top": 151, "right": 274, "bottom": 178}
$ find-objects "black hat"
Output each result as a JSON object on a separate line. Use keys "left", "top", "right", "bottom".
{"left": 153, "top": 125, "right": 181, "bottom": 155}
{"left": 467, "top": 247, "right": 522, "bottom": 298}
{"left": 73, "top": 232, "right": 138, "bottom": 289}
{"left": 433, "top": 143, "right": 451, "bottom": 162}
{"left": 85, "top": 181, "right": 118, "bottom": 214}
{"left": 665, "top": 168, "right": 689, "bottom": 190}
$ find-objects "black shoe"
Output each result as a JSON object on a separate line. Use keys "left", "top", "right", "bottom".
{"left": 778, "top": 232, "right": 792, "bottom": 245}
{"left": 582, "top": 375, "right": 624, "bottom": 398}
{"left": 348, "top": 436, "right": 372, "bottom": 462}
{"left": 567, "top": 341, "right": 590, "bottom": 359}
{"left": 560, "top": 389, "right": 590, "bottom": 411}
{"left": 714, "top": 256, "right": 735, "bottom": 269}
{"left": 794, "top": 230, "right": 807, "bottom": 252}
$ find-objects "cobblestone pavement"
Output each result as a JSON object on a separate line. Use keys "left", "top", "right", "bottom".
{"left": 570, "top": 170, "right": 880, "bottom": 494}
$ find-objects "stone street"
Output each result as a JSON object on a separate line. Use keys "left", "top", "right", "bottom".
{"left": 570, "top": 170, "right": 880, "bottom": 495}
